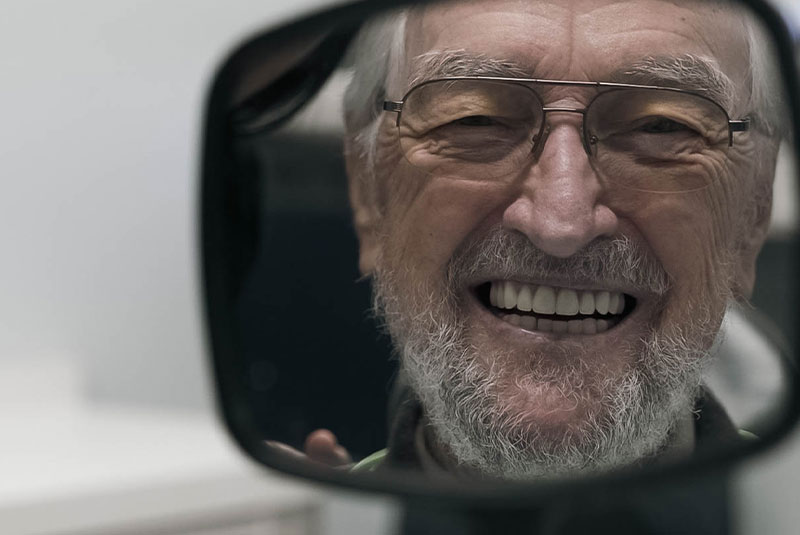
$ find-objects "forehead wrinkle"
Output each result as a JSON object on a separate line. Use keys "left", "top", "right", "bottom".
{"left": 564, "top": 1, "right": 578, "bottom": 80}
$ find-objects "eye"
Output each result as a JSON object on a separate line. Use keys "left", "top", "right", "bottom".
{"left": 637, "top": 117, "right": 694, "bottom": 134}
{"left": 453, "top": 115, "right": 497, "bottom": 127}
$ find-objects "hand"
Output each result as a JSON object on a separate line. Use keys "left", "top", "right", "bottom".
{"left": 265, "top": 429, "right": 353, "bottom": 468}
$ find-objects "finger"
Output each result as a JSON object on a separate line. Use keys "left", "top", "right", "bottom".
{"left": 264, "top": 440, "right": 308, "bottom": 462}
{"left": 304, "top": 429, "right": 353, "bottom": 466}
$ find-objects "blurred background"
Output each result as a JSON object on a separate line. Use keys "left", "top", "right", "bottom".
{"left": 0, "top": 0, "right": 798, "bottom": 533}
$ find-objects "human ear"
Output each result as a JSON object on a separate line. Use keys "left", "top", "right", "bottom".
{"left": 734, "top": 206, "right": 770, "bottom": 299}
{"left": 345, "top": 139, "right": 383, "bottom": 277}
{"left": 733, "top": 145, "right": 778, "bottom": 299}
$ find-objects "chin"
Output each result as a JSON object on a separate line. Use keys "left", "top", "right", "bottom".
{"left": 409, "top": 319, "right": 707, "bottom": 479}
{"left": 497, "top": 383, "right": 600, "bottom": 435}
{"left": 467, "top": 339, "right": 637, "bottom": 441}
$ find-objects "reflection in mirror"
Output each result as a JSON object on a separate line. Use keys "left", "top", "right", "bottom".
{"left": 218, "top": 0, "right": 797, "bottom": 483}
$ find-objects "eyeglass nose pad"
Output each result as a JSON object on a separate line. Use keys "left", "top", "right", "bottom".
{"left": 530, "top": 125, "right": 551, "bottom": 162}
{"left": 583, "top": 132, "right": 598, "bottom": 157}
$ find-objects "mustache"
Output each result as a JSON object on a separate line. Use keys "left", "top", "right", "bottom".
{"left": 447, "top": 227, "right": 671, "bottom": 296}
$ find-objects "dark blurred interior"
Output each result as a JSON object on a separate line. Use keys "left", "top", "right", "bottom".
{"left": 234, "top": 131, "right": 396, "bottom": 459}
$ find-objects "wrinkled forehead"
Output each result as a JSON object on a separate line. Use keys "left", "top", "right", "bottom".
{"left": 402, "top": 0, "right": 751, "bottom": 93}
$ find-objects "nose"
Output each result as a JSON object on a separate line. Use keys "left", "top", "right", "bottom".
{"left": 502, "top": 119, "right": 617, "bottom": 257}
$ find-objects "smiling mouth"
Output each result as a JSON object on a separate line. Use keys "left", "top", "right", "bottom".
{"left": 476, "top": 280, "right": 637, "bottom": 335}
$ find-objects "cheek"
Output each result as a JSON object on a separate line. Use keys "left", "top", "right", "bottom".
{"left": 623, "top": 194, "right": 715, "bottom": 281}
{"left": 608, "top": 152, "right": 752, "bottom": 315}
{"left": 379, "top": 164, "right": 512, "bottom": 277}
{"left": 376, "top": 112, "right": 517, "bottom": 275}
{"left": 703, "top": 148, "right": 754, "bottom": 240}
{"left": 615, "top": 194, "right": 726, "bottom": 338}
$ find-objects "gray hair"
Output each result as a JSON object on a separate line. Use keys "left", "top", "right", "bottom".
{"left": 342, "top": 11, "right": 407, "bottom": 180}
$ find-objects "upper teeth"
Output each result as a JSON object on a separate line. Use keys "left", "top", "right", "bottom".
{"left": 489, "top": 281, "right": 626, "bottom": 316}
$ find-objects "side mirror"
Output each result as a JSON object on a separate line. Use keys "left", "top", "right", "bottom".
{"left": 201, "top": 0, "right": 800, "bottom": 531}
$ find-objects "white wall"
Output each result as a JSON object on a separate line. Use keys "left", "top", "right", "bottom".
{"left": 0, "top": 0, "right": 341, "bottom": 409}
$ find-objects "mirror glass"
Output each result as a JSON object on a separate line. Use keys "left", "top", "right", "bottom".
{"left": 208, "top": 0, "right": 798, "bottom": 485}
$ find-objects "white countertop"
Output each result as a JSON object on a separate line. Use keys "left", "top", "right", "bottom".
{"left": 0, "top": 359, "right": 321, "bottom": 535}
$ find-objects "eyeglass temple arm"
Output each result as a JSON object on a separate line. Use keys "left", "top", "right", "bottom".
{"left": 729, "top": 118, "right": 750, "bottom": 146}
{"left": 384, "top": 101, "right": 403, "bottom": 126}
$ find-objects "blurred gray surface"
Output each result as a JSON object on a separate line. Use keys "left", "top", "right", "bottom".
{"left": 734, "top": 426, "right": 800, "bottom": 534}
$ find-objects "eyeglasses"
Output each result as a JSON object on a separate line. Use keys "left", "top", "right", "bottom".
{"left": 382, "top": 77, "right": 750, "bottom": 193}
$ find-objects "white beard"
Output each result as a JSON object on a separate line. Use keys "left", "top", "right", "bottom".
{"left": 373, "top": 227, "right": 726, "bottom": 480}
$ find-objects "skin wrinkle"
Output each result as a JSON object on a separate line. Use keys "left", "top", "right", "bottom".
{"left": 566, "top": 0, "right": 577, "bottom": 77}
{"left": 575, "top": 0, "right": 749, "bottom": 79}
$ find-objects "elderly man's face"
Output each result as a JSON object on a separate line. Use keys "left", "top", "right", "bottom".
{"left": 350, "top": 0, "right": 771, "bottom": 478}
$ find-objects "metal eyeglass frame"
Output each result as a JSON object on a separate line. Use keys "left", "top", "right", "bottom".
{"left": 382, "top": 76, "right": 751, "bottom": 153}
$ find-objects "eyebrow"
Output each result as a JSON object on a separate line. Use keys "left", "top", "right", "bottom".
{"left": 611, "top": 55, "right": 736, "bottom": 111}
{"left": 408, "top": 50, "right": 530, "bottom": 86}
{"left": 407, "top": 50, "right": 736, "bottom": 110}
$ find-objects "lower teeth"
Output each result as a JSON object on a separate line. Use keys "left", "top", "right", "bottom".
{"left": 501, "top": 314, "right": 615, "bottom": 334}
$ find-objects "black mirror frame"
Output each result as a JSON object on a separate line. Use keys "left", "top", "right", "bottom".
{"left": 200, "top": 0, "right": 800, "bottom": 508}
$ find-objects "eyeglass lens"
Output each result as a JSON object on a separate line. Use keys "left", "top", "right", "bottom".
{"left": 395, "top": 80, "right": 731, "bottom": 192}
